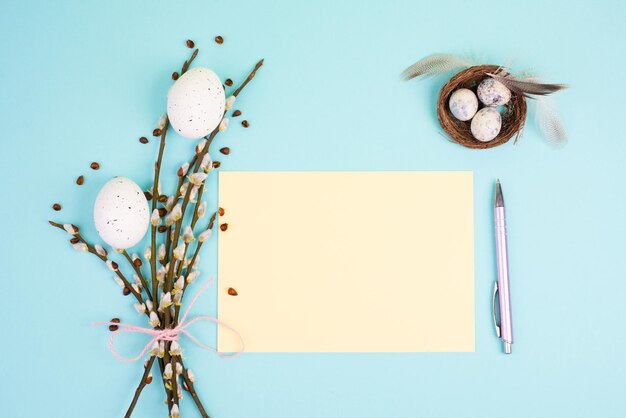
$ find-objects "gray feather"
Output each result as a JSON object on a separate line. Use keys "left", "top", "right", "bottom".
{"left": 401, "top": 54, "right": 475, "bottom": 81}
{"left": 487, "top": 73, "right": 568, "bottom": 97}
{"left": 534, "top": 96, "right": 567, "bottom": 147}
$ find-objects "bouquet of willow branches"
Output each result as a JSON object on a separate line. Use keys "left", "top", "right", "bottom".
{"left": 49, "top": 40, "right": 263, "bottom": 418}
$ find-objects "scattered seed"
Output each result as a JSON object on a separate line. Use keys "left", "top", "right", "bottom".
{"left": 109, "top": 318, "right": 120, "bottom": 331}
{"left": 212, "top": 161, "right": 221, "bottom": 168}
{"left": 158, "top": 195, "right": 167, "bottom": 203}
{"left": 52, "top": 203, "right": 62, "bottom": 211}
{"left": 153, "top": 128, "right": 162, "bottom": 137}
{"left": 158, "top": 225, "right": 167, "bottom": 233}
{"left": 232, "top": 110, "right": 242, "bottom": 117}
{"left": 172, "top": 72, "right": 179, "bottom": 81}
{"left": 90, "top": 162, "right": 100, "bottom": 170}
{"left": 225, "top": 78, "right": 233, "bottom": 87}
{"left": 227, "top": 287, "right": 238, "bottom": 296}
{"left": 241, "top": 120, "right": 250, "bottom": 128}
{"left": 133, "top": 258, "right": 142, "bottom": 267}
{"left": 76, "top": 175, "right": 84, "bottom": 185}
{"left": 158, "top": 207, "right": 167, "bottom": 217}
{"left": 145, "top": 375, "right": 153, "bottom": 384}
{"left": 123, "top": 287, "right": 131, "bottom": 296}
{"left": 186, "top": 39, "right": 195, "bottom": 48}
{"left": 144, "top": 191, "right": 153, "bottom": 201}
{"left": 218, "top": 207, "right": 225, "bottom": 216}
{"left": 220, "top": 147, "right": 230, "bottom": 155}
{"left": 215, "top": 35, "right": 224, "bottom": 44}
{"left": 220, "top": 223, "right": 228, "bottom": 232}
{"left": 140, "top": 136, "right": 149, "bottom": 144}
{"left": 70, "top": 237, "right": 80, "bottom": 244}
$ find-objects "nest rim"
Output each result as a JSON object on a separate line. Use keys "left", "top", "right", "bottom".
{"left": 437, "top": 65, "right": 527, "bottom": 149}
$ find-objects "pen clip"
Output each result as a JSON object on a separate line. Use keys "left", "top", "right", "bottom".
{"left": 492, "top": 281, "right": 501, "bottom": 338}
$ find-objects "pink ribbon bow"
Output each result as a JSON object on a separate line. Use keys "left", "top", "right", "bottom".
{"left": 95, "top": 277, "right": 244, "bottom": 362}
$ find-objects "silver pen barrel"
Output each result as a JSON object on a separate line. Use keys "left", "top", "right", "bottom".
{"left": 494, "top": 180, "right": 513, "bottom": 354}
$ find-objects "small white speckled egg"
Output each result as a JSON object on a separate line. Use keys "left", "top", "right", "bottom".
{"left": 471, "top": 107, "right": 502, "bottom": 142}
{"left": 94, "top": 177, "right": 150, "bottom": 249}
{"left": 477, "top": 78, "right": 511, "bottom": 107}
{"left": 167, "top": 67, "right": 225, "bottom": 139}
{"left": 448, "top": 88, "right": 479, "bottom": 121}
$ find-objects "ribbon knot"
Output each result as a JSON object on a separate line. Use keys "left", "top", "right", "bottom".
{"left": 95, "top": 277, "right": 244, "bottom": 362}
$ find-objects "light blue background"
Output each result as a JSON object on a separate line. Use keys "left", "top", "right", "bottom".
{"left": 1, "top": 1, "right": 625, "bottom": 417}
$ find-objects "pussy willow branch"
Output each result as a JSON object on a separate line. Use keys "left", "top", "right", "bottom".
{"left": 124, "top": 355, "right": 156, "bottom": 418}
{"left": 48, "top": 221, "right": 148, "bottom": 309}
{"left": 151, "top": 48, "right": 199, "bottom": 306}
{"left": 174, "top": 213, "right": 217, "bottom": 323}
{"left": 164, "top": 58, "right": 265, "bottom": 304}
{"left": 122, "top": 250, "right": 151, "bottom": 297}
{"left": 150, "top": 121, "right": 169, "bottom": 308}
{"left": 161, "top": 58, "right": 265, "bottom": 411}
{"left": 181, "top": 360, "right": 210, "bottom": 418}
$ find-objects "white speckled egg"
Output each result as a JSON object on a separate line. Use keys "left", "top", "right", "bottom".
{"left": 94, "top": 177, "right": 150, "bottom": 249}
{"left": 448, "top": 88, "right": 479, "bottom": 121}
{"left": 477, "top": 78, "right": 511, "bottom": 106}
{"left": 471, "top": 107, "right": 502, "bottom": 142}
{"left": 167, "top": 67, "right": 225, "bottom": 139}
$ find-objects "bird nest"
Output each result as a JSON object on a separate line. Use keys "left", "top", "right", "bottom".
{"left": 437, "top": 65, "right": 527, "bottom": 149}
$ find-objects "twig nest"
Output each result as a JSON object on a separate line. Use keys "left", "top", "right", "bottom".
{"left": 437, "top": 65, "right": 526, "bottom": 149}
{"left": 448, "top": 88, "right": 478, "bottom": 121}
{"left": 477, "top": 78, "right": 511, "bottom": 106}
{"left": 471, "top": 107, "right": 501, "bottom": 142}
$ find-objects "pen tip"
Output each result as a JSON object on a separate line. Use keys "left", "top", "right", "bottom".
{"left": 494, "top": 179, "right": 504, "bottom": 207}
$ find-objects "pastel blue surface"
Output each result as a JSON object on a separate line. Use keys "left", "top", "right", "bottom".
{"left": 1, "top": 1, "right": 625, "bottom": 417}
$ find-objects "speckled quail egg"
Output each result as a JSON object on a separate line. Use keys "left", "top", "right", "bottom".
{"left": 470, "top": 107, "right": 502, "bottom": 142}
{"left": 477, "top": 78, "right": 511, "bottom": 107}
{"left": 448, "top": 88, "right": 479, "bottom": 121}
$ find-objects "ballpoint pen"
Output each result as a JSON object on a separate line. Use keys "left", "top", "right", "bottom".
{"left": 492, "top": 179, "right": 514, "bottom": 354}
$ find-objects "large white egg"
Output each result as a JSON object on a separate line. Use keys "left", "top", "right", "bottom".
{"left": 94, "top": 177, "right": 150, "bottom": 249}
{"left": 167, "top": 67, "right": 225, "bottom": 139}
{"left": 448, "top": 88, "right": 478, "bottom": 121}
{"left": 471, "top": 107, "right": 502, "bottom": 142}
{"left": 477, "top": 78, "right": 511, "bottom": 107}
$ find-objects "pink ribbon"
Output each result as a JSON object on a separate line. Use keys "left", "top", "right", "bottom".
{"left": 95, "top": 277, "right": 244, "bottom": 362}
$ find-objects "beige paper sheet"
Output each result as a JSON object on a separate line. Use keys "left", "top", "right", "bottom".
{"left": 218, "top": 172, "right": 474, "bottom": 352}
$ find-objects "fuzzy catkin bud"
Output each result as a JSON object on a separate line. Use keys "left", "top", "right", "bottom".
{"left": 149, "top": 311, "right": 160, "bottom": 328}
{"left": 95, "top": 244, "right": 107, "bottom": 257}
{"left": 197, "top": 201, "right": 207, "bottom": 218}
{"left": 188, "top": 173, "right": 207, "bottom": 186}
{"left": 158, "top": 243, "right": 166, "bottom": 261}
{"left": 178, "top": 162, "right": 189, "bottom": 177}
{"left": 170, "top": 341, "right": 182, "bottom": 356}
{"left": 198, "top": 229, "right": 212, "bottom": 243}
{"left": 225, "top": 95, "right": 236, "bottom": 110}
{"left": 171, "top": 204, "right": 182, "bottom": 221}
{"left": 151, "top": 209, "right": 161, "bottom": 226}
{"left": 200, "top": 153, "right": 213, "bottom": 172}
{"left": 173, "top": 243, "right": 185, "bottom": 260}
{"left": 196, "top": 138, "right": 207, "bottom": 154}
{"left": 219, "top": 117, "right": 229, "bottom": 132}
{"left": 73, "top": 242, "right": 88, "bottom": 252}
{"left": 163, "top": 363, "right": 173, "bottom": 379}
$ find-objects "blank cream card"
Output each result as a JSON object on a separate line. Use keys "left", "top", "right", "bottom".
{"left": 217, "top": 172, "right": 474, "bottom": 352}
